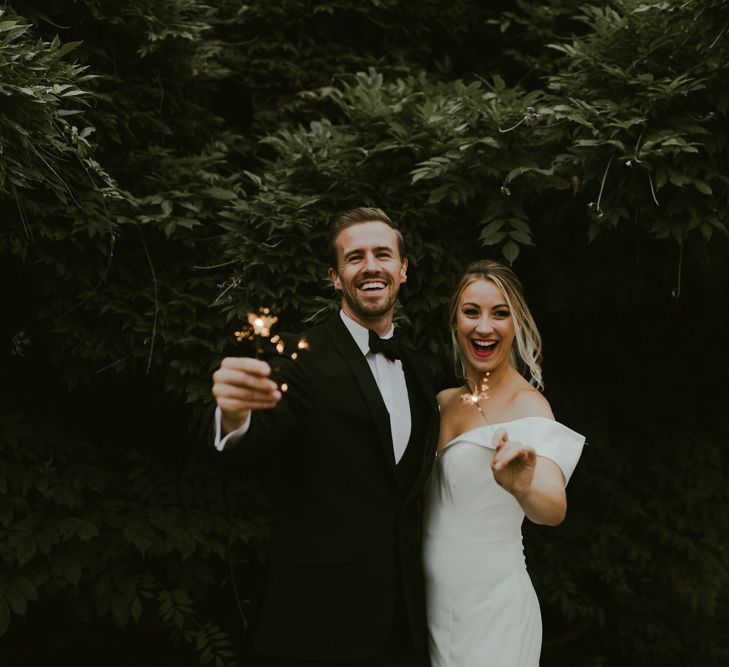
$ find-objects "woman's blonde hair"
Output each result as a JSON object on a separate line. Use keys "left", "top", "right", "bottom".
{"left": 449, "top": 260, "right": 544, "bottom": 390}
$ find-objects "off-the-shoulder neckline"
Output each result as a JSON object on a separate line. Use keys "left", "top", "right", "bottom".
{"left": 435, "top": 416, "right": 563, "bottom": 458}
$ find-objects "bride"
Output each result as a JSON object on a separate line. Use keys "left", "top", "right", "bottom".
{"left": 423, "top": 260, "right": 585, "bottom": 666}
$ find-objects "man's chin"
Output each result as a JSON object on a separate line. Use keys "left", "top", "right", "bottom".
{"left": 350, "top": 298, "right": 396, "bottom": 319}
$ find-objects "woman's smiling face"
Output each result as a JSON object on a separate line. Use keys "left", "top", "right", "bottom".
{"left": 455, "top": 278, "right": 515, "bottom": 376}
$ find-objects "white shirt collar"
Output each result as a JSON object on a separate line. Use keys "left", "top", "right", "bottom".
{"left": 339, "top": 310, "right": 394, "bottom": 356}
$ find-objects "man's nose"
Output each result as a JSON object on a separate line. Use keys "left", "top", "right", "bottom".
{"left": 362, "top": 252, "right": 379, "bottom": 271}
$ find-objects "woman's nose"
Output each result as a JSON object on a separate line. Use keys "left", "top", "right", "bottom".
{"left": 475, "top": 316, "right": 494, "bottom": 334}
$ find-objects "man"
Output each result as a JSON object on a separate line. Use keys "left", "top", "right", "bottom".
{"left": 212, "top": 208, "right": 439, "bottom": 666}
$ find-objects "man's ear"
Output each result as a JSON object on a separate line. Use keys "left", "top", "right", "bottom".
{"left": 399, "top": 257, "right": 408, "bottom": 283}
{"left": 328, "top": 267, "right": 342, "bottom": 291}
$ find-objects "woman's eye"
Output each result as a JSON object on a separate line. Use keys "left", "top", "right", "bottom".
{"left": 463, "top": 308, "right": 479, "bottom": 317}
{"left": 494, "top": 310, "right": 510, "bottom": 318}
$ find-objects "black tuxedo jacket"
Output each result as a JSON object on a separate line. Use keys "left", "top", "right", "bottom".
{"left": 225, "top": 313, "right": 439, "bottom": 661}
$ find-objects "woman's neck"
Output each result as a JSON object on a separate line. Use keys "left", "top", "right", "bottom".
{"left": 465, "top": 362, "right": 516, "bottom": 395}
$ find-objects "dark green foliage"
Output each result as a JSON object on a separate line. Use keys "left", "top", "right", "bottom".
{"left": 0, "top": 411, "right": 267, "bottom": 665}
{"left": 1, "top": 0, "right": 728, "bottom": 664}
{"left": 0, "top": 13, "right": 98, "bottom": 198}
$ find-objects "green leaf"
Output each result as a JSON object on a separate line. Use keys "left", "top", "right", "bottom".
{"left": 0, "top": 600, "right": 10, "bottom": 636}
{"left": 692, "top": 180, "right": 713, "bottom": 195}
{"left": 501, "top": 241, "right": 520, "bottom": 264}
{"left": 509, "top": 230, "right": 534, "bottom": 245}
{"left": 131, "top": 596, "right": 143, "bottom": 622}
{"left": 205, "top": 186, "right": 238, "bottom": 200}
{"left": 16, "top": 534, "right": 37, "bottom": 565}
{"left": 480, "top": 231, "right": 507, "bottom": 246}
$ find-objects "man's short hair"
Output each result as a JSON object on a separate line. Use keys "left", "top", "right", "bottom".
{"left": 328, "top": 207, "right": 405, "bottom": 268}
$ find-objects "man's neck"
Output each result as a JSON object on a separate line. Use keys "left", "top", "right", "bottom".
{"left": 340, "top": 304, "right": 394, "bottom": 336}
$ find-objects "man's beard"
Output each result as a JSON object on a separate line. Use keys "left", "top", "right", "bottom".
{"left": 343, "top": 287, "right": 398, "bottom": 320}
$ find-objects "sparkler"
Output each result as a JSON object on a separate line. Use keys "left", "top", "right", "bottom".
{"left": 460, "top": 372, "right": 495, "bottom": 432}
{"left": 235, "top": 308, "right": 279, "bottom": 357}
{"left": 461, "top": 372, "right": 490, "bottom": 405}
{"left": 234, "top": 308, "right": 310, "bottom": 392}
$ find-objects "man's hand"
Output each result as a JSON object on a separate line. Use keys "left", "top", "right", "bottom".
{"left": 490, "top": 428, "right": 536, "bottom": 499}
{"left": 212, "top": 357, "right": 282, "bottom": 434}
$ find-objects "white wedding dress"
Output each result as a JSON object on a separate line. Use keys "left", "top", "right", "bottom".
{"left": 423, "top": 417, "right": 585, "bottom": 667}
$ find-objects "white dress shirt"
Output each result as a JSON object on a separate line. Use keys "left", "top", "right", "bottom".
{"left": 214, "top": 310, "right": 412, "bottom": 463}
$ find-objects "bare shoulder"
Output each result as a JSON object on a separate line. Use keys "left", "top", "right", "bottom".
{"left": 437, "top": 386, "right": 463, "bottom": 409}
{"left": 511, "top": 385, "right": 554, "bottom": 420}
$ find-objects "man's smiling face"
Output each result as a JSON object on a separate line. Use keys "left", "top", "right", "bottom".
{"left": 328, "top": 221, "right": 407, "bottom": 328}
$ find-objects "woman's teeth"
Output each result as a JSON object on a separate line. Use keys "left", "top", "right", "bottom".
{"left": 472, "top": 340, "right": 497, "bottom": 355}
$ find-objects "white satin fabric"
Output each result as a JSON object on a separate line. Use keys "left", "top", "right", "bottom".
{"left": 423, "top": 417, "right": 585, "bottom": 666}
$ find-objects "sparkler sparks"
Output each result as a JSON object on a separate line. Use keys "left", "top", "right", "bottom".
{"left": 234, "top": 308, "right": 310, "bottom": 391}
{"left": 460, "top": 373, "right": 496, "bottom": 433}
{"left": 234, "top": 308, "right": 279, "bottom": 356}
{"left": 461, "top": 372, "right": 491, "bottom": 405}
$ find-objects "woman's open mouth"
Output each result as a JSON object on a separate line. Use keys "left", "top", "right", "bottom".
{"left": 470, "top": 339, "right": 498, "bottom": 357}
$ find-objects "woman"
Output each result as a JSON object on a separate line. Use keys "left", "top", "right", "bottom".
{"left": 423, "top": 260, "right": 585, "bottom": 666}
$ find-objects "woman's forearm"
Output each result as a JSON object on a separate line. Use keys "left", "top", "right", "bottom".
{"left": 514, "top": 479, "right": 566, "bottom": 526}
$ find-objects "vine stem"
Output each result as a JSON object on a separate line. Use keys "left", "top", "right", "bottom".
{"left": 138, "top": 227, "right": 159, "bottom": 375}
{"left": 302, "top": 304, "right": 332, "bottom": 323}
{"left": 498, "top": 116, "right": 527, "bottom": 134}
{"left": 596, "top": 156, "right": 613, "bottom": 213}
{"left": 648, "top": 172, "right": 660, "bottom": 206}
{"left": 95, "top": 355, "right": 130, "bottom": 374}
{"left": 228, "top": 560, "right": 248, "bottom": 630}
{"left": 11, "top": 182, "right": 32, "bottom": 240}
{"left": 193, "top": 259, "right": 238, "bottom": 270}
{"left": 26, "top": 135, "right": 81, "bottom": 208}
{"left": 672, "top": 238, "right": 684, "bottom": 299}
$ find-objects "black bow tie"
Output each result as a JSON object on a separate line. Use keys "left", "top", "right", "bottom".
{"left": 368, "top": 330, "right": 403, "bottom": 361}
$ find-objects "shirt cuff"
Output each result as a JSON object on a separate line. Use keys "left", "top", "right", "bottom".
{"left": 214, "top": 407, "right": 252, "bottom": 451}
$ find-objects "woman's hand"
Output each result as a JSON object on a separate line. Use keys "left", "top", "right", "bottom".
{"left": 490, "top": 428, "right": 537, "bottom": 499}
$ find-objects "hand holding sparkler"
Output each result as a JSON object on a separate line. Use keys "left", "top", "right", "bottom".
{"left": 213, "top": 308, "right": 311, "bottom": 435}
{"left": 213, "top": 357, "right": 282, "bottom": 434}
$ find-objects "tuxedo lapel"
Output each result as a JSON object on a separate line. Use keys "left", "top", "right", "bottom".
{"left": 400, "top": 345, "right": 439, "bottom": 504}
{"left": 400, "top": 346, "right": 435, "bottom": 410}
{"left": 325, "top": 315, "right": 397, "bottom": 470}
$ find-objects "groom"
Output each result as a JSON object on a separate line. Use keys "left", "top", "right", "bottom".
{"left": 212, "top": 207, "right": 439, "bottom": 666}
